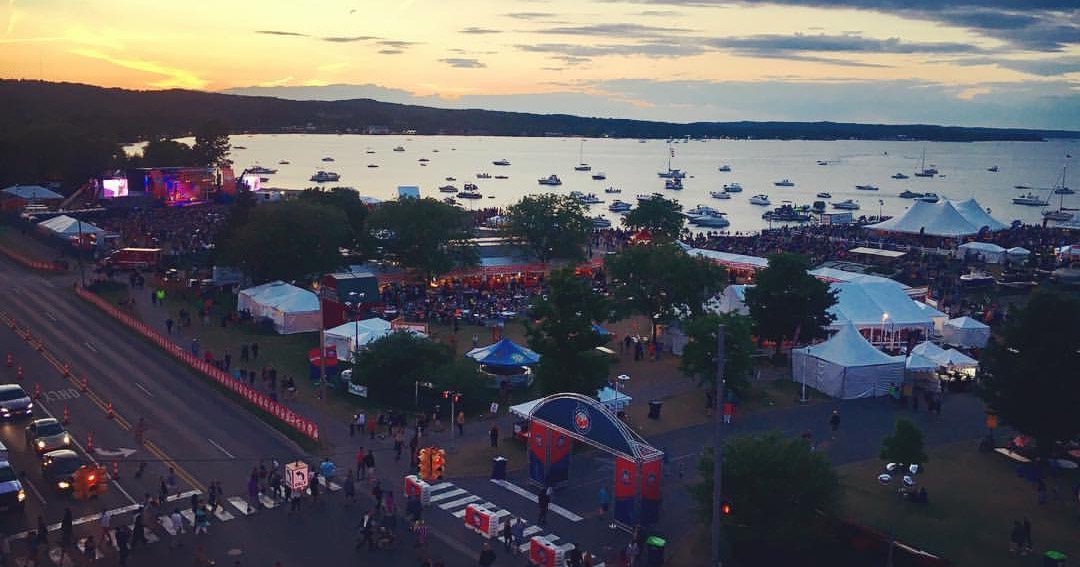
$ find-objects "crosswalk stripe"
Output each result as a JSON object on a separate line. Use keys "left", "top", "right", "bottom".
{"left": 523, "top": 526, "right": 542, "bottom": 537}
{"left": 144, "top": 531, "right": 160, "bottom": 544}
{"left": 428, "top": 482, "right": 454, "bottom": 492}
{"left": 76, "top": 538, "right": 106, "bottom": 560}
{"left": 228, "top": 496, "right": 255, "bottom": 516}
{"left": 158, "top": 516, "right": 179, "bottom": 536}
{"left": 259, "top": 494, "right": 279, "bottom": 509}
{"left": 490, "top": 479, "right": 584, "bottom": 522}
{"left": 214, "top": 508, "right": 235, "bottom": 522}
{"left": 166, "top": 489, "right": 201, "bottom": 503}
{"left": 318, "top": 476, "right": 343, "bottom": 491}
{"left": 429, "top": 488, "right": 466, "bottom": 502}
{"left": 438, "top": 495, "right": 481, "bottom": 510}
{"left": 452, "top": 508, "right": 468, "bottom": 518}
{"left": 180, "top": 510, "right": 195, "bottom": 525}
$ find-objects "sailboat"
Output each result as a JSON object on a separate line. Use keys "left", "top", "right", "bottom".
{"left": 1044, "top": 163, "right": 1076, "bottom": 221}
{"left": 658, "top": 144, "right": 686, "bottom": 179}
{"left": 574, "top": 140, "right": 591, "bottom": 172}
{"left": 913, "top": 148, "right": 939, "bottom": 178}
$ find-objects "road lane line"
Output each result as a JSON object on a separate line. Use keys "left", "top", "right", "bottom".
{"left": 83, "top": 341, "right": 98, "bottom": 353}
{"left": 23, "top": 478, "right": 47, "bottom": 506}
{"left": 207, "top": 438, "right": 235, "bottom": 459}
{"left": 490, "top": 478, "right": 584, "bottom": 521}
{"left": 44, "top": 310, "right": 58, "bottom": 322}
{"left": 134, "top": 382, "right": 154, "bottom": 398}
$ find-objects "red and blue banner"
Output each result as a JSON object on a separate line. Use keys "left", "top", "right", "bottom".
{"left": 613, "top": 455, "right": 637, "bottom": 525}
{"left": 547, "top": 431, "right": 572, "bottom": 487}
{"left": 528, "top": 421, "right": 549, "bottom": 485}
{"left": 640, "top": 458, "right": 663, "bottom": 524}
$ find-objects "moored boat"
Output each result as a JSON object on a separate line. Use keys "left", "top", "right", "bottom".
{"left": 538, "top": 175, "right": 562, "bottom": 186}
{"left": 832, "top": 199, "right": 860, "bottom": 210}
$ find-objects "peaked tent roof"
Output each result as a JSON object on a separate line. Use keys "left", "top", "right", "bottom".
{"left": 466, "top": 338, "right": 541, "bottom": 367}
{"left": 796, "top": 323, "right": 904, "bottom": 367}
{"left": 37, "top": 215, "right": 105, "bottom": 236}
{"left": 2, "top": 185, "right": 64, "bottom": 200}
{"left": 939, "top": 348, "right": 979, "bottom": 368}
{"left": 945, "top": 316, "right": 989, "bottom": 330}
{"left": 906, "top": 352, "right": 941, "bottom": 371}
{"left": 828, "top": 280, "right": 933, "bottom": 330}
{"left": 912, "top": 341, "right": 947, "bottom": 360}
{"left": 959, "top": 242, "right": 1006, "bottom": 254}
{"left": 865, "top": 199, "right": 1006, "bottom": 237}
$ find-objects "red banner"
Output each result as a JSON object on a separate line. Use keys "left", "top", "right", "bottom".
{"left": 640, "top": 458, "right": 662, "bottom": 500}
{"left": 614, "top": 455, "right": 637, "bottom": 500}
{"left": 529, "top": 420, "right": 548, "bottom": 462}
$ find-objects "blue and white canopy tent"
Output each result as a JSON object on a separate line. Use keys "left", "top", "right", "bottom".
{"left": 466, "top": 338, "right": 541, "bottom": 388}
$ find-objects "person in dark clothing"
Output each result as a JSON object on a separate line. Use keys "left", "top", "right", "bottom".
{"left": 1021, "top": 517, "right": 1032, "bottom": 555}
{"left": 829, "top": 409, "right": 841, "bottom": 438}
{"left": 501, "top": 518, "right": 513, "bottom": 552}
{"left": 115, "top": 526, "right": 131, "bottom": 566}
{"left": 251, "top": 343, "right": 259, "bottom": 360}
{"left": 60, "top": 508, "right": 74, "bottom": 548}
{"left": 478, "top": 542, "right": 497, "bottom": 567}
{"left": 489, "top": 425, "right": 499, "bottom": 448}
{"left": 132, "top": 513, "right": 147, "bottom": 547}
{"left": 538, "top": 488, "right": 550, "bottom": 526}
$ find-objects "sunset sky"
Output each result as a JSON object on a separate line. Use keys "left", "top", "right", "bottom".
{"left": 2, "top": 0, "right": 1077, "bottom": 129}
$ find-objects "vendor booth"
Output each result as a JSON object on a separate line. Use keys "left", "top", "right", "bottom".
{"left": 792, "top": 323, "right": 906, "bottom": 399}
{"left": 236, "top": 281, "right": 321, "bottom": 334}
{"left": 466, "top": 338, "right": 540, "bottom": 389}
{"left": 941, "top": 316, "right": 990, "bottom": 348}
{"left": 827, "top": 280, "right": 935, "bottom": 348}
{"left": 37, "top": 215, "right": 105, "bottom": 243}
{"left": 958, "top": 242, "right": 1007, "bottom": 264}
{"left": 322, "top": 317, "right": 422, "bottom": 361}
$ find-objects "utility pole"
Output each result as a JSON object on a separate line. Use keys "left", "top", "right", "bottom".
{"left": 711, "top": 324, "right": 726, "bottom": 567}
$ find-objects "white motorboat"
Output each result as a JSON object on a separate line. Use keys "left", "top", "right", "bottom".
{"left": 686, "top": 204, "right": 720, "bottom": 216}
{"left": 691, "top": 211, "right": 730, "bottom": 227}
{"left": 710, "top": 190, "right": 731, "bottom": 200}
{"left": 494, "top": 175, "right": 509, "bottom": 179}
{"left": 592, "top": 172, "right": 607, "bottom": 180}
{"left": 578, "top": 193, "right": 603, "bottom": 204}
{"left": 988, "top": 165, "right": 999, "bottom": 172}
{"left": 393, "top": 146, "right": 405, "bottom": 152}
{"left": 723, "top": 183, "right": 743, "bottom": 193}
{"left": 438, "top": 185, "right": 458, "bottom": 193}
{"left": 899, "top": 190, "right": 925, "bottom": 199}
{"left": 917, "top": 193, "right": 940, "bottom": 203}
{"left": 609, "top": 200, "right": 632, "bottom": 212}
{"left": 310, "top": 170, "right": 340, "bottom": 182}
{"left": 1013, "top": 192, "right": 1049, "bottom": 206}
{"left": 855, "top": 184, "right": 879, "bottom": 191}
{"left": 637, "top": 193, "right": 665, "bottom": 203}
{"left": 749, "top": 194, "right": 770, "bottom": 206}
{"left": 445, "top": 177, "right": 456, "bottom": 181}
{"left": 665, "top": 178, "right": 683, "bottom": 190}
{"left": 493, "top": 159, "right": 511, "bottom": 166}
{"left": 1055, "top": 186, "right": 1076, "bottom": 195}
{"left": 321, "top": 156, "right": 335, "bottom": 162}
{"left": 604, "top": 187, "right": 622, "bottom": 194}
{"left": 892, "top": 172, "right": 910, "bottom": 179}
{"left": 538, "top": 175, "right": 562, "bottom": 186}
{"left": 592, "top": 216, "right": 612, "bottom": 228}
{"left": 248, "top": 165, "right": 277, "bottom": 175}
{"left": 458, "top": 190, "right": 483, "bottom": 199}
{"left": 832, "top": 199, "right": 860, "bottom": 210}
{"left": 774, "top": 179, "right": 795, "bottom": 187}
{"left": 816, "top": 192, "right": 832, "bottom": 199}
{"left": 477, "top": 173, "right": 492, "bottom": 179}
{"left": 717, "top": 165, "right": 732, "bottom": 172}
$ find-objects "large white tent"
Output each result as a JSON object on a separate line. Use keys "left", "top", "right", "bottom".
{"left": 828, "top": 280, "right": 934, "bottom": 334}
{"left": 236, "top": 281, "right": 320, "bottom": 335}
{"left": 792, "top": 324, "right": 906, "bottom": 399}
{"left": 37, "top": 215, "right": 105, "bottom": 239}
{"left": 942, "top": 316, "right": 991, "bottom": 348}
{"left": 711, "top": 284, "right": 751, "bottom": 315}
{"left": 915, "top": 302, "right": 949, "bottom": 335}
{"left": 958, "top": 242, "right": 1007, "bottom": 264}
{"left": 865, "top": 199, "right": 1007, "bottom": 237}
{"left": 323, "top": 318, "right": 424, "bottom": 360}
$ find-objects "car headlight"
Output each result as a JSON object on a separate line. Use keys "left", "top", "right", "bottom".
{"left": 57, "top": 481, "right": 70, "bottom": 489}
{"left": 63, "top": 435, "right": 71, "bottom": 445}
{"left": 26, "top": 403, "right": 32, "bottom": 410}
{"left": 17, "top": 489, "right": 25, "bottom": 502}
{"left": 1, "top": 408, "right": 10, "bottom": 414}
{"left": 36, "top": 440, "right": 45, "bottom": 449}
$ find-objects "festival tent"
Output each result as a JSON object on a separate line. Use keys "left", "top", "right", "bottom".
{"left": 911, "top": 341, "right": 947, "bottom": 361}
{"left": 688, "top": 248, "right": 770, "bottom": 272}
{"left": 712, "top": 284, "right": 752, "bottom": 315}
{"left": 808, "top": 267, "right": 909, "bottom": 288}
{"left": 2, "top": 185, "right": 64, "bottom": 200}
{"left": 915, "top": 302, "right": 949, "bottom": 335}
{"left": 466, "top": 338, "right": 541, "bottom": 367}
{"left": 958, "top": 242, "right": 1006, "bottom": 264}
{"left": 906, "top": 352, "right": 941, "bottom": 372}
{"left": 827, "top": 280, "right": 934, "bottom": 333}
{"left": 792, "top": 323, "right": 906, "bottom": 399}
{"left": 37, "top": 215, "right": 105, "bottom": 239}
{"left": 323, "top": 318, "right": 425, "bottom": 360}
{"left": 938, "top": 348, "right": 979, "bottom": 369}
{"left": 236, "top": 281, "right": 320, "bottom": 334}
{"left": 1006, "top": 247, "right": 1031, "bottom": 260}
{"left": 865, "top": 199, "right": 1006, "bottom": 237}
{"left": 942, "top": 316, "right": 991, "bottom": 348}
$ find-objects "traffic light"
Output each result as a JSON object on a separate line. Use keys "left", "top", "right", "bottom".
{"left": 431, "top": 448, "right": 446, "bottom": 480}
{"left": 720, "top": 500, "right": 733, "bottom": 516}
{"left": 418, "top": 448, "right": 431, "bottom": 480}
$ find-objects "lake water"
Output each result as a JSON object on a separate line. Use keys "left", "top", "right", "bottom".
{"left": 226, "top": 134, "right": 1079, "bottom": 234}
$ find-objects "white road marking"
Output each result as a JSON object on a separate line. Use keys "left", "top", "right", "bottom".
{"left": 428, "top": 488, "right": 466, "bottom": 502}
{"left": 180, "top": 509, "right": 195, "bottom": 525}
{"left": 214, "top": 508, "right": 235, "bottom": 522}
{"left": 490, "top": 479, "right": 584, "bottom": 521}
{"left": 166, "top": 489, "right": 202, "bottom": 503}
{"left": 83, "top": 341, "right": 98, "bottom": 353}
{"left": 134, "top": 383, "right": 154, "bottom": 398}
{"left": 523, "top": 525, "right": 542, "bottom": 537}
{"left": 22, "top": 477, "right": 47, "bottom": 506}
{"left": 428, "top": 482, "right": 454, "bottom": 492}
{"left": 228, "top": 496, "right": 255, "bottom": 515}
{"left": 438, "top": 494, "right": 481, "bottom": 510}
{"left": 206, "top": 438, "right": 235, "bottom": 459}
{"left": 44, "top": 311, "right": 57, "bottom": 322}
{"left": 258, "top": 494, "right": 278, "bottom": 509}
{"left": 452, "top": 508, "right": 468, "bottom": 518}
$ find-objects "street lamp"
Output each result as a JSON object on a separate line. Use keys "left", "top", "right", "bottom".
{"left": 876, "top": 462, "right": 921, "bottom": 567}
{"left": 443, "top": 390, "right": 463, "bottom": 450}
{"left": 345, "top": 291, "right": 366, "bottom": 363}
{"left": 880, "top": 312, "right": 889, "bottom": 348}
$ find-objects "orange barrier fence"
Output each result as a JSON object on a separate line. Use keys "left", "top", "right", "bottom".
{"left": 0, "top": 243, "right": 66, "bottom": 272}
{"left": 74, "top": 286, "right": 320, "bottom": 442}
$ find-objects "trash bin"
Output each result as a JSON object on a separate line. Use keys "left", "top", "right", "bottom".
{"left": 648, "top": 400, "right": 663, "bottom": 420}
{"left": 1043, "top": 551, "right": 1067, "bottom": 567}
{"left": 645, "top": 535, "right": 666, "bottom": 566}
{"left": 491, "top": 456, "right": 508, "bottom": 480}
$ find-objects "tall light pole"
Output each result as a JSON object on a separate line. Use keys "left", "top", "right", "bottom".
{"left": 443, "top": 390, "right": 462, "bottom": 450}
{"left": 711, "top": 324, "right": 726, "bottom": 567}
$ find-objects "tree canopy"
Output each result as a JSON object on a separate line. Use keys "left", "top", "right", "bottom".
{"left": 191, "top": 120, "right": 232, "bottom": 168}
{"left": 605, "top": 242, "right": 727, "bottom": 340}
{"left": 880, "top": 418, "right": 928, "bottom": 465}
{"left": 620, "top": 196, "right": 684, "bottom": 241}
{"left": 679, "top": 312, "right": 756, "bottom": 397}
{"left": 219, "top": 200, "right": 349, "bottom": 283}
{"left": 298, "top": 187, "right": 373, "bottom": 256}
{"left": 980, "top": 290, "right": 1080, "bottom": 460}
{"left": 692, "top": 433, "right": 842, "bottom": 557}
{"left": 526, "top": 268, "right": 612, "bottom": 395}
{"left": 502, "top": 194, "right": 591, "bottom": 263}
{"left": 140, "top": 138, "right": 196, "bottom": 167}
{"left": 744, "top": 253, "right": 837, "bottom": 355}
{"left": 368, "top": 198, "right": 478, "bottom": 281}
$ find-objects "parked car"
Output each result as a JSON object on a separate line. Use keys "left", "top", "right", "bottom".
{"left": 26, "top": 418, "right": 72, "bottom": 455}
{"left": 41, "top": 449, "right": 83, "bottom": 492}
{"left": 0, "top": 461, "right": 26, "bottom": 512}
{"left": 0, "top": 385, "right": 32, "bottom": 420}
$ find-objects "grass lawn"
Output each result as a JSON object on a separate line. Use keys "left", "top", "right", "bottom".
{"left": 838, "top": 440, "right": 1079, "bottom": 567}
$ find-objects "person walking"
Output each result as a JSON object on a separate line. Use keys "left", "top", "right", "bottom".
{"left": 478, "top": 542, "right": 497, "bottom": 567}
{"left": 722, "top": 401, "right": 735, "bottom": 424}
{"left": 364, "top": 450, "right": 376, "bottom": 482}
{"left": 456, "top": 411, "right": 465, "bottom": 437}
{"left": 356, "top": 448, "right": 366, "bottom": 481}
{"left": 344, "top": 473, "right": 356, "bottom": 506}
{"left": 489, "top": 425, "right": 499, "bottom": 449}
{"left": 169, "top": 508, "right": 184, "bottom": 548}
{"left": 131, "top": 513, "right": 147, "bottom": 547}
{"left": 538, "top": 486, "right": 550, "bottom": 527}
{"left": 501, "top": 517, "right": 513, "bottom": 552}
{"left": 394, "top": 429, "right": 404, "bottom": 462}
{"left": 81, "top": 535, "right": 96, "bottom": 565}
{"left": 97, "top": 510, "right": 113, "bottom": 551}
{"left": 1009, "top": 520, "right": 1024, "bottom": 554}
{"left": 412, "top": 519, "right": 429, "bottom": 558}
{"left": 511, "top": 518, "right": 525, "bottom": 555}
{"left": 114, "top": 526, "right": 130, "bottom": 567}
{"left": 598, "top": 485, "right": 610, "bottom": 516}
{"left": 60, "top": 507, "right": 73, "bottom": 548}
{"left": 1021, "top": 517, "right": 1032, "bottom": 555}
{"left": 194, "top": 505, "right": 209, "bottom": 535}
{"left": 829, "top": 409, "right": 841, "bottom": 439}
{"left": 357, "top": 510, "right": 375, "bottom": 551}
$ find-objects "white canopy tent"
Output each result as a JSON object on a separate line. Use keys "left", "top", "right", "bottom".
{"left": 938, "top": 348, "right": 979, "bottom": 369}
{"left": 958, "top": 242, "right": 1007, "bottom": 264}
{"left": 906, "top": 352, "right": 940, "bottom": 372}
{"left": 915, "top": 302, "right": 949, "bottom": 335}
{"left": 236, "top": 281, "right": 320, "bottom": 335}
{"left": 792, "top": 324, "right": 906, "bottom": 399}
{"left": 1006, "top": 247, "right": 1031, "bottom": 260}
{"left": 828, "top": 280, "right": 934, "bottom": 347}
{"left": 912, "top": 341, "right": 947, "bottom": 360}
{"left": 865, "top": 199, "right": 1007, "bottom": 237}
{"left": 37, "top": 215, "right": 105, "bottom": 239}
{"left": 942, "top": 316, "right": 991, "bottom": 348}
{"left": 711, "top": 284, "right": 751, "bottom": 315}
{"left": 323, "top": 318, "right": 425, "bottom": 360}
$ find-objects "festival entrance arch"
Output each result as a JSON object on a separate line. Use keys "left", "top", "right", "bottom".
{"left": 518, "top": 393, "right": 664, "bottom": 526}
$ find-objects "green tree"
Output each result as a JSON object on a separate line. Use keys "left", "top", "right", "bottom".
{"left": 620, "top": 195, "right": 684, "bottom": 241}
{"left": 140, "top": 138, "right": 195, "bottom": 167}
{"left": 679, "top": 312, "right": 755, "bottom": 397}
{"left": 191, "top": 120, "right": 232, "bottom": 168}
{"left": 502, "top": 194, "right": 590, "bottom": 263}
{"left": 880, "top": 418, "right": 928, "bottom": 465}
{"left": 525, "top": 268, "right": 612, "bottom": 394}
{"left": 744, "top": 253, "right": 837, "bottom": 356}
{"left": 606, "top": 242, "right": 727, "bottom": 341}
{"left": 219, "top": 200, "right": 348, "bottom": 282}
{"left": 368, "top": 198, "right": 479, "bottom": 281}
{"left": 298, "top": 187, "right": 373, "bottom": 256}
{"left": 981, "top": 290, "right": 1080, "bottom": 461}
{"left": 691, "top": 433, "right": 842, "bottom": 557}
{"left": 0, "top": 123, "right": 124, "bottom": 189}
